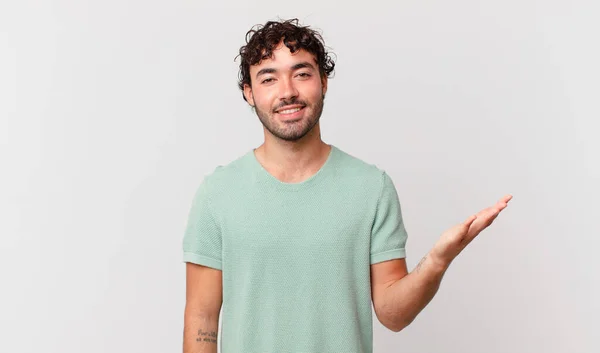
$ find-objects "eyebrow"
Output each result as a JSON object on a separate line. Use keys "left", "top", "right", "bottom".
{"left": 255, "top": 61, "right": 317, "bottom": 79}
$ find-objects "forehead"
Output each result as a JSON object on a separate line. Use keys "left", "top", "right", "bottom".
{"left": 250, "top": 43, "right": 318, "bottom": 72}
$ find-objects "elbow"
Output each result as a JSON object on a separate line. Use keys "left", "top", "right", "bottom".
{"left": 388, "top": 325, "right": 404, "bottom": 333}
{"left": 377, "top": 311, "right": 413, "bottom": 333}
{"left": 386, "top": 320, "right": 411, "bottom": 333}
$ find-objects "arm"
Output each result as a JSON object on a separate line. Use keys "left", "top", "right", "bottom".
{"left": 183, "top": 262, "right": 223, "bottom": 353}
{"left": 372, "top": 194, "right": 512, "bottom": 332}
{"left": 372, "top": 254, "right": 448, "bottom": 332}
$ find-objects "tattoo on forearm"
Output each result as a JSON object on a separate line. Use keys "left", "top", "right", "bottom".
{"left": 415, "top": 256, "right": 427, "bottom": 273}
{"left": 196, "top": 329, "right": 217, "bottom": 344}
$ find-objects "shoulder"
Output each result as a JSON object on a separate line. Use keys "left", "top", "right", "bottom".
{"left": 192, "top": 150, "right": 253, "bottom": 197}
{"left": 333, "top": 145, "right": 390, "bottom": 189}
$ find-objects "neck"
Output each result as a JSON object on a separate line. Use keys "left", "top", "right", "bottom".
{"left": 254, "top": 126, "right": 331, "bottom": 183}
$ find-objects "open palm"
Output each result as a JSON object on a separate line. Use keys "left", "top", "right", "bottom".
{"left": 430, "top": 194, "right": 513, "bottom": 268}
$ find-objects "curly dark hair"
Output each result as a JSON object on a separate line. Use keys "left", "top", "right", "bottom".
{"left": 235, "top": 18, "right": 336, "bottom": 102}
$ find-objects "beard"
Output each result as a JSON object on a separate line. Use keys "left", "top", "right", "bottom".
{"left": 253, "top": 94, "right": 325, "bottom": 142}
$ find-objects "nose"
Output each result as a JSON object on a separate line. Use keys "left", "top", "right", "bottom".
{"left": 278, "top": 77, "right": 298, "bottom": 101}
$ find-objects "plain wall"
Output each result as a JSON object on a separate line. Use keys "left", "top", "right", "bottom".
{"left": 1, "top": 1, "right": 598, "bottom": 352}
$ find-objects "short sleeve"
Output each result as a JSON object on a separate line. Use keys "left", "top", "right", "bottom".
{"left": 370, "top": 171, "right": 408, "bottom": 264}
{"left": 182, "top": 178, "right": 223, "bottom": 270}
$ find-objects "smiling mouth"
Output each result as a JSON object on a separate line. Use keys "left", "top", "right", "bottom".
{"left": 278, "top": 107, "right": 302, "bottom": 114}
{"left": 275, "top": 104, "right": 306, "bottom": 113}
{"left": 275, "top": 106, "right": 306, "bottom": 120}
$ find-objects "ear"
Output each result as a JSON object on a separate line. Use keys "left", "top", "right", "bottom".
{"left": 243, "top": 83, "right": 255, "bottom": 107}
{"left": 321, "top": 75, "right": 328, "bottom": 97}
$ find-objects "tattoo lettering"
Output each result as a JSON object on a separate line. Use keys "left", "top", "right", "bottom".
{"left": 196, "top": 329, "right": 217, "bottom": 344}
{"left": 415, "top": 256, "right": 427, "bottom": 273}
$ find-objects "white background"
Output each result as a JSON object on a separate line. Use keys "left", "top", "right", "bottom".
{"left": 1, "top": 1, "right": 598, "bottom": 352}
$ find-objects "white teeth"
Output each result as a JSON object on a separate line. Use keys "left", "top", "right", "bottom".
{"left": 279, "top": 107, "right": 301, "bottom": 114}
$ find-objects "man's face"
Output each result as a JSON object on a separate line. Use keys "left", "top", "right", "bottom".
{"left": 243, "top": 42, "right": 328, "bottom": 142}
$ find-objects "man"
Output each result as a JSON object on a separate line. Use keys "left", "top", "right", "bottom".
{"left": 182, "top": 18, "right": 512, "bottom": 353}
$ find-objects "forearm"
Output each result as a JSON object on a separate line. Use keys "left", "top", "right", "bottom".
{"left": 183, "top": 309, "right": 219, "bottom": 353}
{"left": 379, "top": 252, "right": 449, "bottom": 332}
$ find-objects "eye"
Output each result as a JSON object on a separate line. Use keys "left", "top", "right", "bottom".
{"left": 261, "top": 78, "right": 274, "bottom": 84}
{"left": 297, "top": 72, "right": 311, "bottom": 78}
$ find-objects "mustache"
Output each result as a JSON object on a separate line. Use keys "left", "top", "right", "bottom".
{"left": 273, "top": 99, "right": 307, "bottom": 112}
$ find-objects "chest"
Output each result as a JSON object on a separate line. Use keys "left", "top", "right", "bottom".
{"left": 219, "top": 189, "right": 374, "bottom": 261}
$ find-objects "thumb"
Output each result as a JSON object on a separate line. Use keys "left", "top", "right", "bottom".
{"left": 463, "top": 214, "right": 477, "bottom": 228}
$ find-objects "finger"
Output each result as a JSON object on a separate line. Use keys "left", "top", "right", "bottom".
{"left": 496, "top": 197, "right": 509, "bottom": 206}
{"left": 488, "top": 205, "right": 507, "bottom": 224}
{"left": 480, "top": 206, "right": 498, "bottom": 218}
{"left": 490, "top": 210, "right": 501, "bottom": 222}
{"left": 493, "top": 198, "right": 510, "bottom": 211}
{"left": 474, "top": 208, "right": 499, "bottom": 228}
{"left": 501, "top": 194, "right": 513, "bottom": 203}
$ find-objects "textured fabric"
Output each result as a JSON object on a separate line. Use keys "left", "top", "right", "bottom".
{"left": 182, "top": 145, "right": 408, "bottom": 353}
